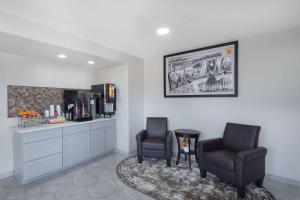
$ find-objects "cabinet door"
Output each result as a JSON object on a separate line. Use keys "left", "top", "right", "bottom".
{"left": 24, "top": 137, "right": 62, "bottom": 162}
{"left": 91, "top": 128, "right": 105, "bottom": 157}
{"left": 23, "top": 153, "right": 62, "bottom": 181}
{"left": 104, "top": 126, "right": 116, "bottom": 152}
{"left": 63, "top": 131, "right": 91, "bottom": 167}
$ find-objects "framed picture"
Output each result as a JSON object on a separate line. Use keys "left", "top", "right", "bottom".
{"left": 164, "top": 41, "right": 238, "bottom": 97}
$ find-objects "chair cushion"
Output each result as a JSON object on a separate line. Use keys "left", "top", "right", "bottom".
{"left": 143, "top": 137, "right": 165, "bottom": 151}
{"left": 203, "top": 150, "right": 236, "bottom": 172}
{"left": 146, "top": 117, "right": 167, "bottom": 138}
{"left": 223, "top": 123, "right": 261, "bottom": 152}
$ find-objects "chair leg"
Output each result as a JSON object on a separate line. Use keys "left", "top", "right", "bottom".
{"left": 167, "top": 159, "right": 171, "bottom": 167}
{"left": 255, "top": 178, "right": 264, "bottom": 187}
{"left": 138, "top": 156, "right": 142, "bottom": 164}
{"left": 176, "top": 152, "right": 180, "bottom": 165}
{"left": 200, "top": 169, "right": 206, "bottom": 178}
{"left": 195, "top": 153, "right": 199, "bottom": 163}
{"left": 188, "top": 154, "right": 192, "bottom": 170}
{"left": 237, "top": 186, "right": 246, "bottom": 199}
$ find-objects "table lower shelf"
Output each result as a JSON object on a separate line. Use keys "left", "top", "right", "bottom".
{"left": 178, "top": 148, "right": 196, "bottom": 155}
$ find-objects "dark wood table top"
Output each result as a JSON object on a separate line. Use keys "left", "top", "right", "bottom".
{"left": 174, "top": 129, "right": 201, "bottom": 136}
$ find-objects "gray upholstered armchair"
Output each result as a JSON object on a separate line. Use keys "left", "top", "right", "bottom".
{"left": 136, "top": 117, "right": 172, "bottom": 167}
{"left": 198, "top": 123, "right": 267, "bottom": 198}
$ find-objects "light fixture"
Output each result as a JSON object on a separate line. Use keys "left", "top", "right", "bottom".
{"left": 57, "top": 54, "right": 67, "bottom": 59}
{"left": 156, "top": 27, "right": 170, "bottom": 35}
{"left": 87, "top": 60, "right": 95, "bottom": 65}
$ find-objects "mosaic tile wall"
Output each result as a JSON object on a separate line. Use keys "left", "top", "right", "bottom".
{"left": 7, "top": 85, "right": 90, "bottom": 117}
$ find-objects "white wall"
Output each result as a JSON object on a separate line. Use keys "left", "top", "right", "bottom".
{"left": 98, "top": 65, "right": 130, "bottom": 154}
{"left": 144, "top": 27, "right": 300, "bottom": 182}
{"left": 0, "top": 52, "right": 98, "bottom": 176}
{"left": 97, "top": 62, "right": 145, "bottom": 154}
{"left": 128, "top": 60, "right": 144, "bottom": 153}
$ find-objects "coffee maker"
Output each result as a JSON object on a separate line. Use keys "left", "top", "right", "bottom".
{"left": 91, "top": 84, "right": 116, "bottom": 118}
{"left": 64, "top": 90, "right": 77, "bottom": 121}
{"left": 64, "top": 90, "right": 92, "bottom": 121}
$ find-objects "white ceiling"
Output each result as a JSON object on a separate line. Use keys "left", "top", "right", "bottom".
{"left": 0, "top": 31, "right": 121, "bottom": 68}
{"left": 0, "top": 0, "right": 299, "bottom": 59}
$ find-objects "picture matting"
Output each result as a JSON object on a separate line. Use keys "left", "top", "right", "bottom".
{"left": 164, "top": 41, "right": 238, "bottom": 97}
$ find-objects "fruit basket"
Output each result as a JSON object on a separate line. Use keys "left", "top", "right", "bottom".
{"left": 17, "top": 110, "right": 46, "bottom": 127}
{"left": 18, "top": 117, "right": 46, "bottom": 128}
{"left": 17, "top": 110, "right": 67, "bottom": 127}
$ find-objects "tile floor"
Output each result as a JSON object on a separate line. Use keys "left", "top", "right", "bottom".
{"left": 0, "top": 153, "right": 299, "bottom": 200}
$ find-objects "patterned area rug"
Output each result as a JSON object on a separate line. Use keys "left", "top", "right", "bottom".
{"left": 116, "top": 157, "right": 275, "bottom": 200}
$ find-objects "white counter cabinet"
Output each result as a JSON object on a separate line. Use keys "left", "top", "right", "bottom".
{"left": 13, "top": 118, "right": 116, "bottom": 184}
{"left": 63, "top": 131, "right": 91, "bottom": 168}
{"left": 91, "top": 120, "right": 117, "bottom": 157}
{"left": 91, "top": 128, "right": 105, "bottom": 157}
{"left": 104, "top": 126, "right": 117, "bottom": 152}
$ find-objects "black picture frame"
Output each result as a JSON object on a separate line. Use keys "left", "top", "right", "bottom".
{"left": 164, "top": 41, "right": 238, "bottom": 97}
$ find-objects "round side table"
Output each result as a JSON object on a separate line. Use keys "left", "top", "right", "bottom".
{"left": 174, "top": 129, "right": 201, "bottom": 170}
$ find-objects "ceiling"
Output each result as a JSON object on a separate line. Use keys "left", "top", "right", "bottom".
{"left": 0, "top": 0, "right": 299, "bottom": 59}
{"left": 0, "top": 31, "right": 121, "bottom": 69}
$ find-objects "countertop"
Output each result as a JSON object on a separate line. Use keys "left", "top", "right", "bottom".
{"left": 14, "top": 118, "right": 116, "bottom": 134}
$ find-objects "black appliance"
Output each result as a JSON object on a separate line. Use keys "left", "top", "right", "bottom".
{"left": 64, "top": 90, "right": 92, "bottom": 121}
{"left": 91, "top": 84, "right": 116, "bottom": 118}
{"left": 64, "top": 90, "right": 77, "bottom": 121}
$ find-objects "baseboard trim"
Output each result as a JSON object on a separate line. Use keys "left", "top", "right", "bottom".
{"left": 114, "top": 149, "right": 136, "bottom": 156}
{"left": 0, "top": 171, "right": 13, "bottom": 180}
{"left": 128, "top": 150, "right": 137, "bottom": 156}
{"left": 266, "top": 173, "right": 300, "bottom": 187}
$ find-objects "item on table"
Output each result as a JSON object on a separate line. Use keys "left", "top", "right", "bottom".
{"left": 181, "top": 139, "right": 189, "bottom": 152}
{"left": 18, "top": 117, "right": 46, "bottom": 127}
{"left": 44, "top": 110, "right": 50, "bottom": 118}
{"left": 49, "top": 105, "right": 55, "bottom": 117}
{"left": 47, "top": 116, "right": 66, "bottom": 124}
{"left": 18, "top": 110, "right": 44, "bottom": 127}
{"left": 56, "top": 105, "right": 61, "bottom": 116}
{"left": 18, "top": 110, "right": 40, "bottom": 118}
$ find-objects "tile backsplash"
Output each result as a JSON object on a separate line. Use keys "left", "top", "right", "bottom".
{"left": 7, "top": 85, "right": 89, "bottom": 118}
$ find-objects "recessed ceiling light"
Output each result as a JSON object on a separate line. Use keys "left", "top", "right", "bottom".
{"left": 87, "top": 60, "right": 95, "bottom": 65}
{"left": 156, "top": 27, "right": 170, "bottom": 35}
{"left": 57, "top": 54, "right": 67, "bottom": 59}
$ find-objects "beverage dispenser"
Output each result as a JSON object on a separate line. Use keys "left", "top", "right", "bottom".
{"left": 64, "top": 90, "right": 93, "bottom": 121}
{"left": 91, "top": 83, "right": 116, "bottom": 118}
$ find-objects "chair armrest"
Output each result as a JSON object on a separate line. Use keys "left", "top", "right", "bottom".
{"left": 236, "top": 147, "right": 267, "bottom": 186}
{"left": 136, "top": 129, "right": 147, "bottom": 142}
{"left": 136, "top": 130, "right": 147, "bottom": 157}
{"left": 166, "top": 130, "right": 173, "bottom": 159}
{"left": 166, "top": 130, "right": 173, "bottom": 143}
{"left": 198, "top": 138, "right": 223, "bottom": 153}
{"left": 197, "top": 138, "right": 223, "bottom": 168}
{"left": 237, "top": 147, "right": 267, "bottom": 162}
